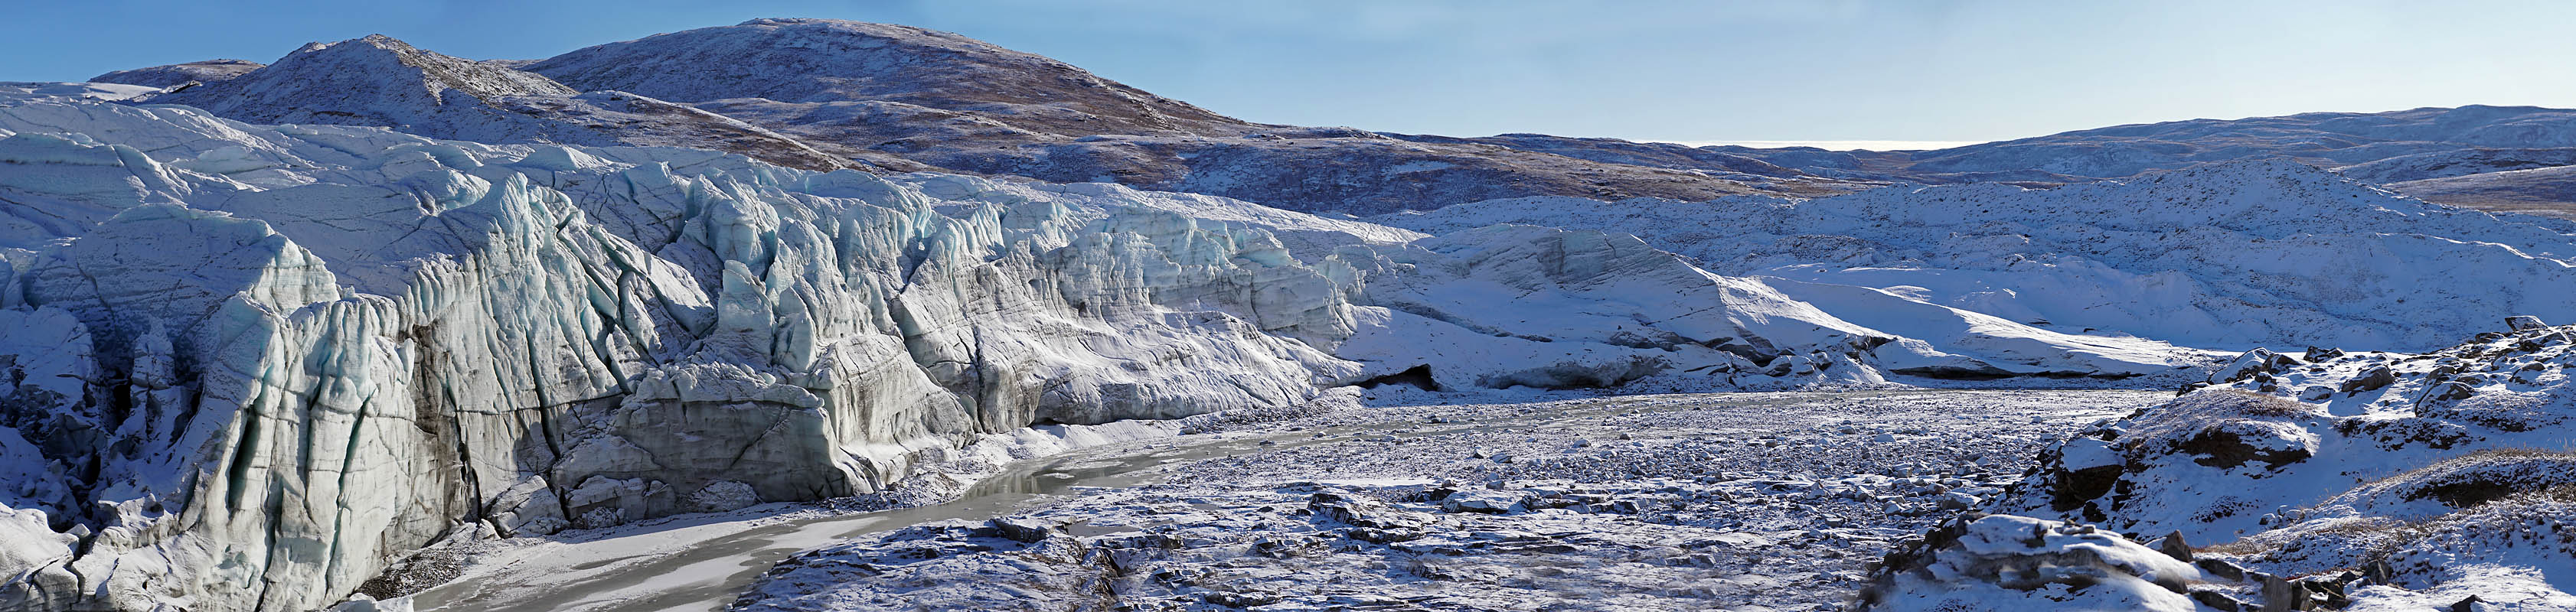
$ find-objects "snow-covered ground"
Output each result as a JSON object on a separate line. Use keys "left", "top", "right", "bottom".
{"left": 1869, "top": 317, "right": 2576, "bottom": 611}
{"left": 669, "top": 389, "right": 2150, "bottom": 612}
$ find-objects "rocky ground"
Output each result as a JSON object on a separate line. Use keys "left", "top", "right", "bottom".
{"left": 727, "top": 389, "right": 2156, "bottom": 611}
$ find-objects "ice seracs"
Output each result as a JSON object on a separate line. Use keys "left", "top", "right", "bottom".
{"left": 0, "top": 95, "right": 1375, "bottom": 611}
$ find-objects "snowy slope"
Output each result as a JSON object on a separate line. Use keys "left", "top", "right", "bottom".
{"left": 1383, "top": 159, "right": 2576, "bottom": 352}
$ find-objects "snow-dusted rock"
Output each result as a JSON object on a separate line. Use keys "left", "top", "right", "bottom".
{"left": 1975, "top": 318, "right": 2576, "bottom": 608}
{"left": 1858, "top": 514, "right": 2204, "bottom": 611}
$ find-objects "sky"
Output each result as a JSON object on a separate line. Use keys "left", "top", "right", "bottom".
{"left": 5, "top": 0, "right": 2571, "bottom": 146}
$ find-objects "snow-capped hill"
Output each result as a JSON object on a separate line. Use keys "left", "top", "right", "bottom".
{"left": 88, "top": 58, "right": 263, "bottom": 90}
{"left": 134, "top": 34, "right": 857, "bottom": 171}
{"left": 525, "top": 18, "right": 1247, "bottom": 137}
{"left": 1386, "top": 159, "right": 2576, "bottom": 351}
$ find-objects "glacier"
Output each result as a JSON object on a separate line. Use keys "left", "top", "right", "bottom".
{"left": 0, "top": 95, "right": 1376, "bottom": 610}
{"left": 1382, "top": 159, "right": 2576, "bottom": 352}
{"left": 0, "top": 91, "right": 2205, "bottom": 611}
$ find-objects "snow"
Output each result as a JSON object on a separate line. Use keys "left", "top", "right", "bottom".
{"left": 1863, "top": 514, "right": 2204, "bottom": 612}
{"left": 1967, "top": 318, "right": 2576, "bottom": 610}
{"left": 1382, "top": 158, "right": 2576, "bottom": 352}
{"left": 726, "top": 390, "right": 2149, "bottom": 612}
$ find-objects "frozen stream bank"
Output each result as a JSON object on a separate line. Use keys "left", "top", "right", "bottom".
{"left": 397, "top": 389, "right": 2157, "bottom": 612}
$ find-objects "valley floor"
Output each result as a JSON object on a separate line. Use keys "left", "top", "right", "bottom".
{"left": 380, "top": 389, "right": 2156, "bottom": 612}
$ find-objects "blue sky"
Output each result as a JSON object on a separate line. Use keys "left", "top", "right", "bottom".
{"left": 6, "top": 0, "right": 2571, "bottom": 145}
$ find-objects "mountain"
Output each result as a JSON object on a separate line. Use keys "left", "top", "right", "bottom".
{"left": 525, "top": 18, "right": 1249, "bottom": 137}
{"left": 1686, "top": 106, "right": 2576, "bottom": 218}
{"left": 1904, "top": 105, "right": 2576, "bottom": 178}
{"left": 94, "top": 21, "right": 1851, "bottom": 215}
{"left": 1707, "top": 105, "right": 2576, "bottom": 183}
{"left": 517, "top": 18, "right": 1845, "bottom": 213}
{"left": 100, "top": 21, "right": 2576, "bottom": 217}
{"left": 89, "top": 24, "right": 2576, "bottom": 219}
{"left": 136, "top": 35, "right": 859, "bottom": 171}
